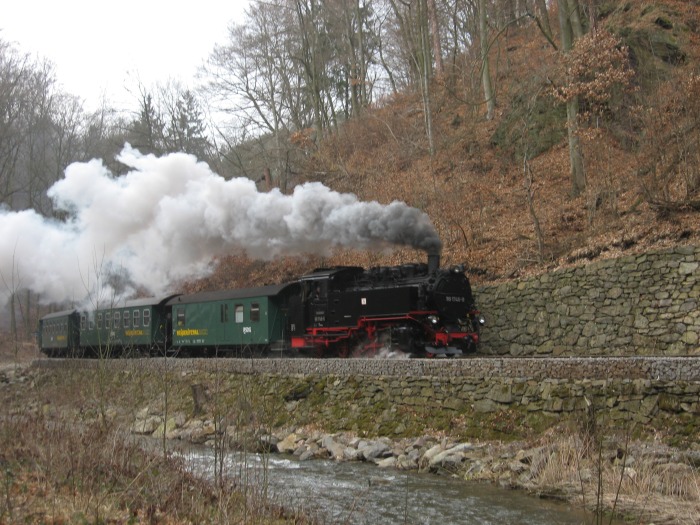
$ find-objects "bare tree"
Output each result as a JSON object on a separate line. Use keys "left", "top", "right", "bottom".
{"left": 557, "top": 0, "right": 586, "bottom": 196}
{"left": 534, "top": 0, "right": 552, "bottom": 39}
{"left": 478, "top": 0, "right": 496, "bottom": 120}
{"left": 427, "top": 0, "right": 444, "bottom": 79}
{"left": 0, "top": 41, "right": 35, "bottom": 208}
{"left": 204, "top": 0, "right": 304, "bottom": 190}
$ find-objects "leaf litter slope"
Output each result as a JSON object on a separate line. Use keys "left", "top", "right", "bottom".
{"left": 188, "top": 0, "right": 700, "bottom": 293}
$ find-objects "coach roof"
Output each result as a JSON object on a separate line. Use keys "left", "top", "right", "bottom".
{"left": 166, "top": 282, "right": 298, "bottom": 305}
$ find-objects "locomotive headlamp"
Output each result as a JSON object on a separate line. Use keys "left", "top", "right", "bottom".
{"left": 428, "top": 315, "right": 439, "bottom": 324}
{"left": 478, "top": 316, "right": 486, "bottom": 325}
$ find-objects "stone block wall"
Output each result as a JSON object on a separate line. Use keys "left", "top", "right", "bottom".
{"left": 476, "top": 245, "right": 700, "bottom": 356}
{"left": 312, "top": 374, "right": 699, "bottom": 426}
{"left": 41, "top": 357, "right": 700, "bottom": 439}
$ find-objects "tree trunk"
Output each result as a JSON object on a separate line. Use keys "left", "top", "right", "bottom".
{"left": 558, "top": 0, "right": 586, "bottom": 196}
{"left": 479, "top": 0, "right": 496, "bottom": 120}
{"left": 427, "top": 0, "right": 444, "bottom": 79}
{"left": 566, "top": 97, "right": 586, "bottom": 195}
{"left": 10, "top": 292, "right": 17, "bottom": 343}
{"left": 535, "top": 0, "right": 553, "bottom": 39}
{"left": 566, "top": 0, "right": 585, "bottom": 38}
{"left": 24, "top": 289, "right": 31, "bottom": 338}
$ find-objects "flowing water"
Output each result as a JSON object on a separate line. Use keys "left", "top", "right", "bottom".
{"left": 184, "top": 447, "right": 593, "bottom": 525}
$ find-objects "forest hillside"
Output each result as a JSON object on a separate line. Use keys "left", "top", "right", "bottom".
{"left": 187, "top": 0, "right": 700, "bottom": 293}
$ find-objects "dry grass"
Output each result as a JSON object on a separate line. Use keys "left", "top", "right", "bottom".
{"left": 527, "top": 432, "right": 700, "bottom": 525}
{"left": 0, "top": 333, "right": 41, "bottom": 368}
{"left": 0, "top": 414, "right": 313, "bottom": 524}
{"left": 0, "top": 365, "right": 315, "bottom": 525}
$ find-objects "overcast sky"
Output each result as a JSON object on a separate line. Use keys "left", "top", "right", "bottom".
{"left": 2, "top": 0, "right": 249, "bottom": 112}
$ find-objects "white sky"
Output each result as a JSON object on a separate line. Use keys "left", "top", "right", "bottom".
{"left": 1, "top": 0, "right": 250, "bottom": 112}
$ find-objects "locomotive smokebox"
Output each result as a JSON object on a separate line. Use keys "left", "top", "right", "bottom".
{"left": 428, "top": 251, "right": 440, "bottom": 274}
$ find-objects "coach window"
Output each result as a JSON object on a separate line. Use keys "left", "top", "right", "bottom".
{"left": 89, "top": 316, "right": 95, "bottom": 330}
{"left": 123, "top": 311, "right": 130, "bottom": 328}
{"left": 133, "top": 309, "right": 141, "bottom": 327}
{"left": 97, "top": 313, "right": 103, "bottom": 329}
{"left": 80, "top": 314, "right": 87, "bottom": 331}
{"left": 234, "top": 304, "right": 244, "bottom": 323}
{"left": 250, "top": 303, "right": 260, "bottom": 322}
{"left": 114, "top": 312, "right": 121, "bottom": 328}
{"left": 105, "top": 312, "right": 111, "bottom": 329}
{"left": 143, "top": 309, "right": 151, "bottom": 327}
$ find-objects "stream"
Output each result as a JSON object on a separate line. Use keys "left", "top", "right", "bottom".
{"left": 183, "top": 447, "right": 593, "bottom": 524}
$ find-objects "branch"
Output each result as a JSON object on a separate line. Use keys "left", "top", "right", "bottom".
{"left": 525, "top": 11, "right": 559, "bottom": 51}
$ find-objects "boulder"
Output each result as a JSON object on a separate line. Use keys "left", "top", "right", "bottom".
{"left": 131, "top": 415, "right": 161, "bottom": 435}
{"left": 376, "top": 457, "right": 397, "bottom": 468}
{"left": 359, "top": 441, "right": 392, "bottom": 461}
{"left": 322, "top": 435, "right": 347, "bottom": 460}
{"left": 276, "top": 433, "right": 299, "bottom": 454}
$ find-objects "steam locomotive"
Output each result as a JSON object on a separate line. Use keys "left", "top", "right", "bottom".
{"left": 39, "top": 253, "right": 483, "bottom": 358}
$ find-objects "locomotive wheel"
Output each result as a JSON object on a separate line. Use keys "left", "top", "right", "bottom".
{"left": 337, "top": 341, "right": 352, "bottom": 358}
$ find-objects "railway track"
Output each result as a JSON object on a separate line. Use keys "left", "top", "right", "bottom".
{"left": 34, "top": 355, "right": 700, "bottom": 382}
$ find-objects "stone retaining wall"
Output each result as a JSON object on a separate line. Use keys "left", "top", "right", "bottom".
{"left": 476, "top": 245, "right": 700, "bottom": 356}
{"left": 40, "top": 357, "right": 700, "bottom": 439}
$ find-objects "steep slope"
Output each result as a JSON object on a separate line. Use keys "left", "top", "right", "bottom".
{"left": 189, "top": 0, "right": 700, "bottom": 293}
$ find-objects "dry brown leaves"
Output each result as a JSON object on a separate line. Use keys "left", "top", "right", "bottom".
{"left": 185, "top": 1, "right": 700, "bottom": 292}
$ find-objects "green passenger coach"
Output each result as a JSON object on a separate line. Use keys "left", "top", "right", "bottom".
{"left": 39, "top": 309, "right": 80, "bottom": 356}
{"left": 79, "top": 296, "right": 176, "bottom": 355}
{"left": 167, "top": 283, "right": 299, "bottom": 354}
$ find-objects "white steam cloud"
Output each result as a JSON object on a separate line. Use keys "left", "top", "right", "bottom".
{"left": 0, "top": 145, "right": 441, "bottom": 305}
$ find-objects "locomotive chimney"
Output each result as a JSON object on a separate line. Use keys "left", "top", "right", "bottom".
{"left": 428, "top": 251, "right": 440, "bottom": 274}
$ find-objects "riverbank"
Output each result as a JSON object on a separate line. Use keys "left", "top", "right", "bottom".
{"left": 2, "top": 359, "right": 699, "bottom": 524}
{"left": 0, "top": 361, "right": 314, "bottom": 524}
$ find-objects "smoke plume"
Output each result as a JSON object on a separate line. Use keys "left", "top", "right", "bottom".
{"left": 0, "top": 146, "right": 441, "bottom": 305}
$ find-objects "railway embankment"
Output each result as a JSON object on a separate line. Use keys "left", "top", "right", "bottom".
{"left": 37, "top": 356, "right": 700, "bottom": 442}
